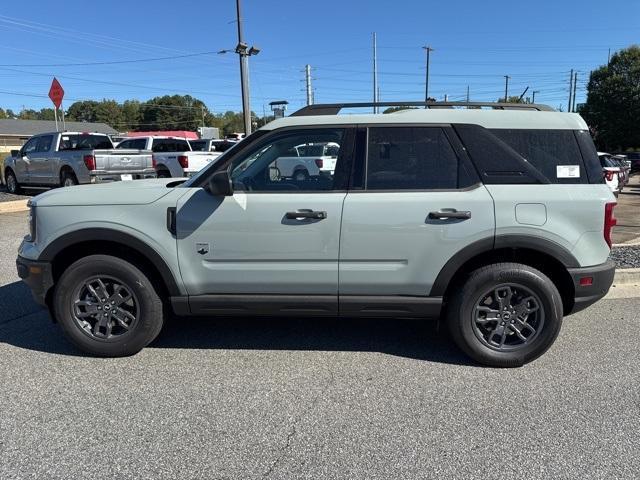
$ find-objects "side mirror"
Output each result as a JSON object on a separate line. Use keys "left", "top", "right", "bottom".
{"left": 208, "top": 169, "right": 233, "bottom": 196}
{"left": 10, "top": 150, "right": 19, "bottom": 158}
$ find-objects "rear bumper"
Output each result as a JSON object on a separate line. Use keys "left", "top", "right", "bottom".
{"left": 16, "top": 255, "right": 54, "bottom": 306}
{"left": 566, "top": 259, "right": 616, "bottom": 315}
{"left": 89, "top": 169, "right": 157, "bottom": 183}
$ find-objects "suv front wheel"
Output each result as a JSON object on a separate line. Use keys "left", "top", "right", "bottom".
{"left": 447, "top": 263, "right": 563, "bottom": 367}
{"left": 53, "top": 255, "right": 164, "bottom": 356}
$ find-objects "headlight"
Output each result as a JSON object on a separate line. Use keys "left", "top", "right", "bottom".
{"left": 26, "top": 201, "right": 36, "bottom": 242}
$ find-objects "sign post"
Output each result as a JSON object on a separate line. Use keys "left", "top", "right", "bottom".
{"left": 48, "top": 78, "right": 65, "bottom": 131}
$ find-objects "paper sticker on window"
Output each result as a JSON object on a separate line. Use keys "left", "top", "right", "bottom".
{"left": 557, "top": 165, "right": 580, "bottom": 178}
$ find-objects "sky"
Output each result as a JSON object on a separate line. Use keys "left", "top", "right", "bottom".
{"left": 0, "top": 0, "right": 638, "bottom": 118}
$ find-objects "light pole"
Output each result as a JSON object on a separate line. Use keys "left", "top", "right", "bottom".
{"left": 422, "top": 46, "right": 434, "bottom": 103}
{"left": 219, "top": 0, "right": 260, "bottom": 135}
{"left": 532, "top": 90, "right": 540, "bottom": 104}
{"left": 503, "top": 75, "right": 510, "bottom": 102}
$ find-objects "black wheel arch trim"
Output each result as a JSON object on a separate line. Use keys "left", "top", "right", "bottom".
{"left": 39, "top": 228, "right": 181, "bottom": 296}
{"left": 430, "top": 234, "right": 579, "bottom": 296}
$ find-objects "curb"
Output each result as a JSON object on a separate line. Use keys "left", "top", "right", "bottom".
{"left": 0, "top": 199, "right": 29, "bottom": 214}
{"left": 613, "top": 268, "right": 640, "bottom": 285}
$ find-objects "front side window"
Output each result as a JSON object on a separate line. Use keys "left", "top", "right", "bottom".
{"left": 229, "top": 129, "right": 345, "bottom": 192}
{"left": 366, "top": 127, "right": 466, "bottom": 190}
{"left": 22, "top": 137, "right": 38, "bottom": 155}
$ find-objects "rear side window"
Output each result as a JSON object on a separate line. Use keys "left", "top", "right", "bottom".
{"left": 190, "top": 141, "right": 206, "bottom": 151}
{"left": 575, "top": 130, "right": 605, "bottom": 184}
{"left": 490, "top": 129, "right": 587, "bottom": 184}
{"left": 366, "top": 127, "right": 474, "bottom": 190}
{"left": 152, "top": 139, "right": 191, "bottom": 152}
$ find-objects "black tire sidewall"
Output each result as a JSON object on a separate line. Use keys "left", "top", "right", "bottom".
{"left": 53, "top": 255, "right": 164, "bottom": 356}
{"left": 6, "top": 170, "right": 19, "bottom": 193}
{"left": 448, "top": 264, "right": 563, "bottom": 367}
{"left": 61, "top": 172, "right": 78, "bottom": 187}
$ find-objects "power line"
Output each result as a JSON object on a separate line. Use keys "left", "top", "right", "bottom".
{"left": 0, "top": 51, "right": 218, "bottom": 67}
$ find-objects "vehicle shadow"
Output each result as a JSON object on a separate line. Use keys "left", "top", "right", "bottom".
{"left": 0, "top": 280, "right": 473, "bottom": 366}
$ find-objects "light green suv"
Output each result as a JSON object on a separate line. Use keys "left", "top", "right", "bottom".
{"left": 16, "top": 102, "right": 617, "bottom": 367}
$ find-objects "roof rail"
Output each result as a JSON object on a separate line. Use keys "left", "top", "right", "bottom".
{"left": 291, "top": 101, "right": 555, "bottom": 116}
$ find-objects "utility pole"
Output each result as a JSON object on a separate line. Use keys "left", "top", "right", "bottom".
{"left": 373, "top": 32, "right": 378, "bottom": 113}
{"left": 503, "top": 75, "right": 510, "bottom": 102}
{"left": 466, "top": 85, "right": 470, "bottom": 103}
{"left": 235, "top": 0, "right": 250, "bottom": 135}
{"left": 568, "top": 68, "right": 574, "bottom": 113}
{"left": 532, "top": 90, "right": 539, "bottom": 103}
{"left": 572, "top": 71, "right": 578, "bottom": 112}
{"left": 305, "top": 64, "right": 313, "bottom": 106}
{"left": 608, "top": 48, "right": 611, "bottom": 65}
{"left": 422, "top": 46, "right": 434, "bottom": 103}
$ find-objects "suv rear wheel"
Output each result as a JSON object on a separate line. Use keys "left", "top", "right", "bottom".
{"left": 447, "top": 263, "right": 563, "bottom": 367}
{"left": 53, "top": 255, "right": 164, "bottom": 357}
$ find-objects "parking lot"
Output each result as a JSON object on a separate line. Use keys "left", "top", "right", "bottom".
{"left": 1, "top": 209, "right": 639, "bottom": 479}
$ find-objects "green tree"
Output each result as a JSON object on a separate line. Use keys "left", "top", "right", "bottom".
{"left": 94, "top": 100, "right": 124, "bottom": 127}
{"left": 37, "top": 108, "right": 56, "bottom": 121}
{"left": 18, "top": 109, "right": 39, "bottom": 120}
{"left": 580, "top": 45, "right": 640, "bottom": 151}
{"left": 67, "top": 100, "right": 100, "bottom": 123}
{"left": 0, "top": 108, "right": 6, "bottom": 119}
{"left": 121, "top": 100, "right": 142, "bottom": 131}
{"left": 139, "top": 95, "right": 210, "bottom": 131}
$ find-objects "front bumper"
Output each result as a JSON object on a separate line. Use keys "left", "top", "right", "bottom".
{"left": 16, "top": 256, "right": 54, "bottom": 307}
{"left": 566, "top": 259, "right": 616, "bottom": 315}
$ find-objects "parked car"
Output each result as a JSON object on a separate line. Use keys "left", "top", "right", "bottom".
{"left": 613, "top": 151, "right": 640, "bottom": 173}
{"left": 17, "top": 101, "right": 616, "bottom": 367}
{"left": 225, "top": 132, "right": 245, "bottom": 141}
{"left": 599, "top": 152, "right": 622, "bottom": 195}
{"left": 3, "top": 132, "right": 155, "bottom": 193}
{"left": 190, "top": 138, "right": 237, "bottom": 153}
{"left": 115, "top": 136, "right": 221, "bottom": 178}
{"left": 612, "top": 155, "right": 631, "bottom": 187}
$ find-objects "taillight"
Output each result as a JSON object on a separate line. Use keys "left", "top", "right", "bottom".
{"left": 604, "top": 170, "right": 614, "bottom": 181}
{"left": 314, "top": 158, "right": 323, "bottom": 168}
{"left": 178, "top": 155, "right": 189, "bottom": 169}
{"left": 604, "top": 202, "right": 617, "bottom": 248}
{"left": 83, "top": 154, "right": 96, "bottom": 171}
{"left": 152, "top": 155, "right": 157, "bottom": 168}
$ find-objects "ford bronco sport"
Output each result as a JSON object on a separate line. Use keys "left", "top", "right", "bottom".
{"left": 16, "top": 102, "right": 617, "bottom": 367}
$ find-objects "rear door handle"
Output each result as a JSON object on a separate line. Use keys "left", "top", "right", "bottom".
{"left": 428, "top": 209, "right": 472, "bottom": 220}
{"left": 285, "top": 209, "right": 327, "bottom": 220}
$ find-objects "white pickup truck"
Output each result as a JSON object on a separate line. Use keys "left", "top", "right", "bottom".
{"left": 273, "top": 142, "right": 340, "bottom": 180}
{"left": 116, "top": 136, "right": 221, "bottom": 178}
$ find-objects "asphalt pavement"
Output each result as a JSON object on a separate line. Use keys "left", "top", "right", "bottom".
{"left": 1, "top": 211, "right": 639, "bottom": 479}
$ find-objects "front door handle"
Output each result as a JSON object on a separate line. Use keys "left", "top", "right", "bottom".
{"left": 428, "top": 209, "right": 471, "bottom": 220}
{"left": 285, "top": 209, "right": 327, "bottom": 220}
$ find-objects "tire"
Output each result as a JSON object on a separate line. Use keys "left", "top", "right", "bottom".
{"left": 61, "top": 171, "right": 78, "bottom": 187}
{"left": 5, "top": 169, "right": 22, "bottom": 194}
{"left": 446, "top": 263, "right": 563, "bottom": 367}
{"left": 292, "top": 169, "right": 309, "bottom": 181}
{"left": 53, "top": 255, "right": 164, "bottom": 357}
{"left": 157, "top": 169, "right": 171, "bottom": 179}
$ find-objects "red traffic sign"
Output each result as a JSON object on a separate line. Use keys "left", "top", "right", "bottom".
{"left": 48, "top": 77, "right": 64, "bottom": 109}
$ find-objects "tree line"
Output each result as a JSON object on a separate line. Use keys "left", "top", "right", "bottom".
{"left": 0, "top": 95, "right": 268, "bottom": 135}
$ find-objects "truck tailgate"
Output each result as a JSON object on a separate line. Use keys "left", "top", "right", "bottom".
{"left": 94, "top": 149, "right": 153, "bottom": 172}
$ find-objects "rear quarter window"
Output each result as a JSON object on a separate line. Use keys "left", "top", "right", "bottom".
{"left": 489, "top": 129, "right": 588, "bottom": 184}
